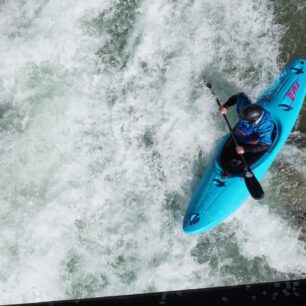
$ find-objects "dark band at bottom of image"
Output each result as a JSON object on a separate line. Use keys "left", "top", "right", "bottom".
{"left": 8, "top": 278, "right": 306, "bottom": 306}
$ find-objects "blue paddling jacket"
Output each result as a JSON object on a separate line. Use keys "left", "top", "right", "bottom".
{"left": 223, "top": 93, "right": 275, "bottom": 153}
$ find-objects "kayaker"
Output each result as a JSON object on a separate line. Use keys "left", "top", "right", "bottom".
{"left": 219, "top": 92, "right": 275, "bottom": 155}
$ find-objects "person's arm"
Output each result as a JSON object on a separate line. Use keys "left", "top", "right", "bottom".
{"left": 222, "top": 94, "right": 239, "bottom": 108}
{"left": 219, "top": 94, "right": 238, "bottom": 114}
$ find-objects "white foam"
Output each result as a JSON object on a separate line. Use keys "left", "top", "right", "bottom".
{"left": 0, "top": 0, "right": 304, "bottom": 304}
{"left": 234, "top": 200, "right": 306, "bottom": 273}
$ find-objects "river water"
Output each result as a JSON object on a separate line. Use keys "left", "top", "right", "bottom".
{"left": 0, "top": 0, "right": 305, "bottom": 304}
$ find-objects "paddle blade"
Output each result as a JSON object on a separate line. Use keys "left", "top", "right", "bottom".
{"left": 244, "top": 170, "right": 264, "bottom": 200}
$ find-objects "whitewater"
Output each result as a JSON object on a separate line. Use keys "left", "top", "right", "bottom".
{"left": 0, "top": 0, "right": 306, "bottom": 304}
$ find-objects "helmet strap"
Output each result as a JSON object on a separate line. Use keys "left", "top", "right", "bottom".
{"left": 253, "top": 112, "right": 264, "bottom": 125}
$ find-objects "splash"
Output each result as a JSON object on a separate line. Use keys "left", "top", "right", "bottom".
{"left": 0, "top": 0, "right": 305, "bottom": 304}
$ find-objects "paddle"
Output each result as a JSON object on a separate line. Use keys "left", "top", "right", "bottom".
{"left": 205, "top": 81, "right": 264, "bottom": 200}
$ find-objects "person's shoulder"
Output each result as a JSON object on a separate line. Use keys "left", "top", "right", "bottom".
{"left": 236, "top": 93, "right": 252, "bottom": 112}
{"left": 262, "top": 109, "right": 273, "bottom": 121}
{"left": 259, "top": 111, "right": 274, "bottom": 129}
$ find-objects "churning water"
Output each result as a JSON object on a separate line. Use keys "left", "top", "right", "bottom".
{"left": 0, "top": 0, "right": 306, "bottom": 304}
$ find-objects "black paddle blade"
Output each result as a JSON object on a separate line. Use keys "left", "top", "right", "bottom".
{"left": 244, "top": 170, "right": 264, "bottom": 200}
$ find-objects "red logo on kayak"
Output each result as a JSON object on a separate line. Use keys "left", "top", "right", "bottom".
{"left": 287, "top": 80, "right": 300, "bottom": 102}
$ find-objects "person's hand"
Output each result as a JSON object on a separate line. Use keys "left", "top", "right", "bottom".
{"left": 236, "top": 146, "right": 245, "bottom": 154}
{"left": 219, "top": 106, "right": 228, "bottom": 115}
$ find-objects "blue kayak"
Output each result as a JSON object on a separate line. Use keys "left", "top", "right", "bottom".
{"left": 183, "top": 58, "right": 306, "bottom": 235}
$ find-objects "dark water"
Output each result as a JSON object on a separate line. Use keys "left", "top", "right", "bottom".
{"left": 273, "top": 0, "right": 306, "bottom": 64}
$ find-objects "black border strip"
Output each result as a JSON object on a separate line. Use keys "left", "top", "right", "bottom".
{"left": 5, "top": 278, "right": 306, "bottom": 306}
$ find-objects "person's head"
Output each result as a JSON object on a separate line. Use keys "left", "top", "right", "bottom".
{"left": 240, "top": 104, "right": 264, "bottom": 124}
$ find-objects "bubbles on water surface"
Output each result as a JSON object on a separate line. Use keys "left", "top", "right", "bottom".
{"left": 0, "top": 0, "right": 305, "bottom": 304}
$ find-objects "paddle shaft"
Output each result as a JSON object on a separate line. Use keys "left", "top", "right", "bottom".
{"left": 214, "top": 96, "right": 250, "bottom": 171}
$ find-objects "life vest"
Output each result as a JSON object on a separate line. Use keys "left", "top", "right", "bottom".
{"left": 234, "top": 94, "right": 274, "bottom": 145}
